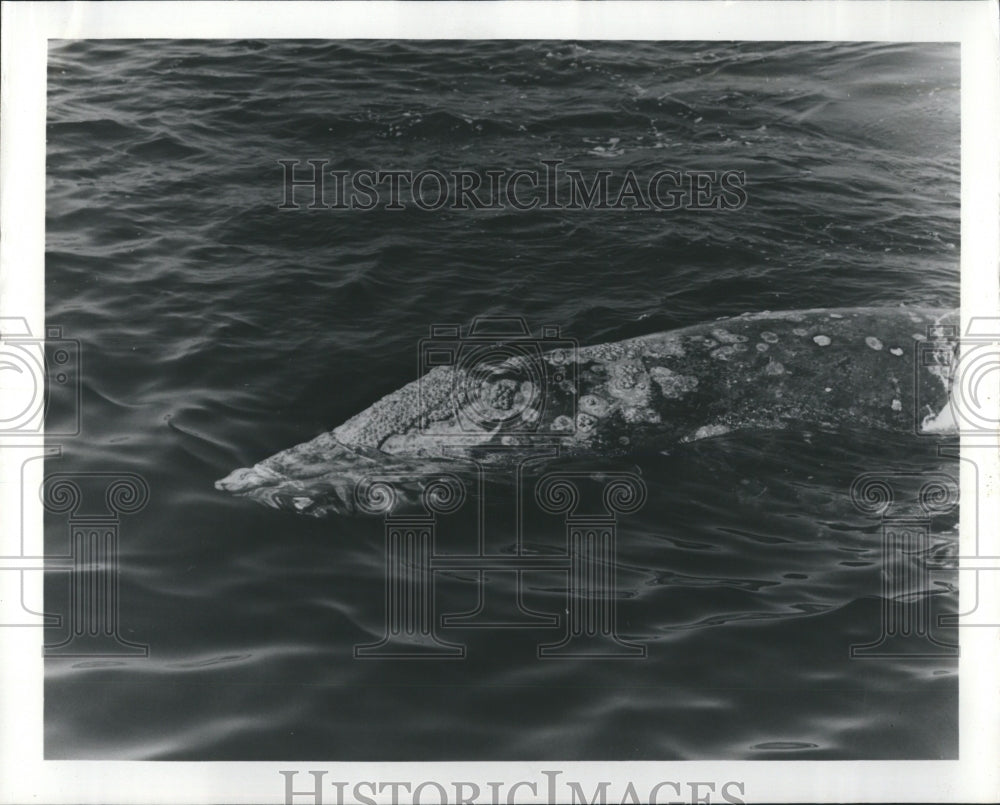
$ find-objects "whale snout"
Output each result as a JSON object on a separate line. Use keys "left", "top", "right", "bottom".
{"left": 214, "top": 465, "right": 362, "bottom": 517}
{"left": 215, "top": 465, "right": 282, "bottom": 493}
{"left": 214, "top": 440, "right": 431, "bottom": 517}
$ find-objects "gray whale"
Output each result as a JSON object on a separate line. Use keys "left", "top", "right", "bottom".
{"left": 216, "top": 307, "right": 958, "bottom": 515}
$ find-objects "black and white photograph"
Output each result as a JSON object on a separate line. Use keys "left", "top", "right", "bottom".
{"left": 1, "top": 2, "right": 998, "bottom": 803}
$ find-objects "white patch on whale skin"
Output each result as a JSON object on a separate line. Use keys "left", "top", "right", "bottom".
{"left": 923, "top": 341, "right": 957, "bottom": 393}
{"left": 711, "top": 344, "right": 747, "bottom": 361}
{"left": 606, "top": 360, "right": 653, "bottom": 407}
{"left": 475, "top": 377, "right": 522, "bottom": 419}
{"left": 381, "top": 428, "right": 486, "bottom": 456}
{"left": 918, "top": 336, "right": 961, "bottom": 434}
{"left": 621, "top": 406, "right": 661, "bottom": 424}
{"left": 649, "top": 366, "right": 699, "bottom": 398}
{"left": 813, "top": 335, "right": 831, "bottom": 346}
{"left": 865, "top": 336, "right": 884, "bottom": 351}
{"left": 682, "top": 423, "right": 731, "bottom": 443}
{"left": 921, "top": 402, "right": 957, "bottom": 434}
{"left": 634, "top": 333, "right": 686, "bottom": 359}
{"left": 544, "top": 348, "right": 573, "bottom": 366}
{"left": 890, "top": 347, "right": 904, "bottom": 356}
{"left": 552, "top": 415, "right": 574, "bottom": 431}
{"left": 711, "top": 328, "right": 748, "bottom": 344}
{"left": 580, "top": 394, "right": 612, "bottom": 416}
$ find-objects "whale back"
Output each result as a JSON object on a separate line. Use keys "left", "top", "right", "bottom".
{"left": 332, "top": 306, "right": 956, "bottom": 455}
{"left": 566, "top": 306, "right": 956, "bottom": 448}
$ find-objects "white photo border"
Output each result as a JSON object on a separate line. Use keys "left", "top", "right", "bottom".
{"left": 1, "top": 2, "right": 998, "bottom": 803}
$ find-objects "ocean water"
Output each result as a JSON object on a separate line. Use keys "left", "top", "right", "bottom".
{"left": 43, "top": 40, "right": 960, "bottom": 760}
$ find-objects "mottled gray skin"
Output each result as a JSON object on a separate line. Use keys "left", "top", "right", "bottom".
{"left": 216, "top": 307, "right": 958, "bottom": 515}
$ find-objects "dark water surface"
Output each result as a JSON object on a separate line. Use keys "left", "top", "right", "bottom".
{"left": 45, "top": 40, "right": 960, "bottom": 760}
